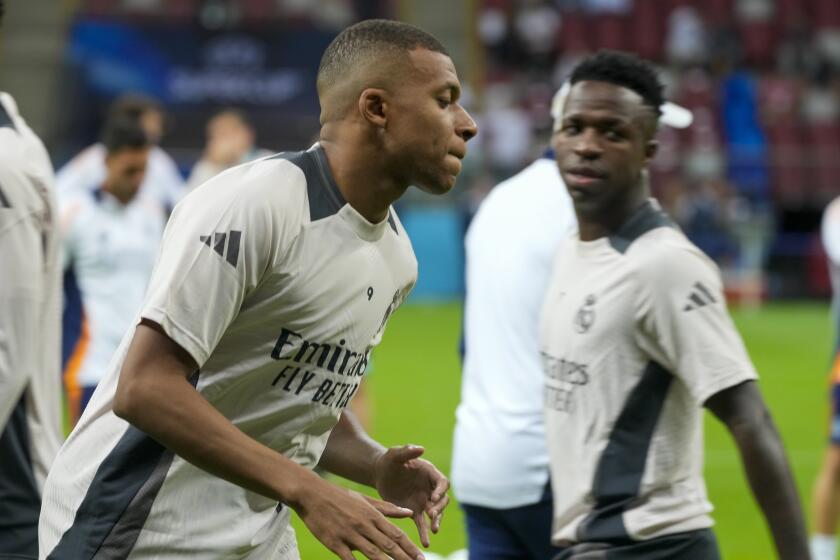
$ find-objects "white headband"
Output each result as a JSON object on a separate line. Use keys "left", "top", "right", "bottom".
{"left": 550, "top": 82, "right": 693, "bottom": 129}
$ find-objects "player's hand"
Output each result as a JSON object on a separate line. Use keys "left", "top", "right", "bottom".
{"left": 293, "top": 477, "right": 426, "bottom": 560}
{"left": 373, "top": 445, "right": 450, "bottom": 548}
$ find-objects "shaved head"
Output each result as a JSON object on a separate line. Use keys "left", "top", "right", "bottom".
{"left": 317, "top": 19, "right": 449, "bottom": 123}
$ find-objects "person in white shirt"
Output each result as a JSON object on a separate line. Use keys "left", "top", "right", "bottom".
{"left": 59, "top": 117, "right": 165, "bottom": 424}
{"left": 39, "top": 19, "right": 477, "bottom": 560}
{"left": 452, "top": 82, "right": 692, "bottom": 560}
{"left": 56, "top": 94, "right": 186, "bottom": 211}
{"left": 541, "top": 50, "right": 807, "bottom": 559}
{"left": 0, "top": 3, "right": 64, "bottom": 552}
{"left": 810, "top": 196, "right": 840, "bottom": 560}
{"left": 187, "top": 108, "right": 273, "bottom": 190}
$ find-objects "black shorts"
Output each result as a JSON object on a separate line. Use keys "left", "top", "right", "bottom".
{"left": 554, "top": 528, "right": 721, "bottom": 560}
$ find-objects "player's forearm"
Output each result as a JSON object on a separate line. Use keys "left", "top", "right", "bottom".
{"left": 729, "top": 414, "right": 810, "bottom": 559}
{"left": 318, "top": 410, "right": 386, "bottom": 487}
{"left": 114, "top": 323, "right": 326, "bottom": 510}
{"left": 115, "top": 368, "right": 325, "bottom": 509}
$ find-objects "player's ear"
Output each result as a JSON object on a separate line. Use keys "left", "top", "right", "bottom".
{"left": 359, "top": 88, "right": 388, "bottom": 129}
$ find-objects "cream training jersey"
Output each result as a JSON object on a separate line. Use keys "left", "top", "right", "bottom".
{"left": 39, "top": 144, "right": 417, "bottom": 559}
{"left": 0, "top": 92, "right": 63, "bottom": 554}
{"left": 540, "top": 200, "right": 757, "bottom": 545}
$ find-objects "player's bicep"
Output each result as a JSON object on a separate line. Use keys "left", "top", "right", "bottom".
{"left": 637, "top": 248, "right": 757, "bottom": 405}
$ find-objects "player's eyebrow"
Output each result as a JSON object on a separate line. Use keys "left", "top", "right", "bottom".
{"left": 437, "top": 82, "right": 461, "bottom": 102}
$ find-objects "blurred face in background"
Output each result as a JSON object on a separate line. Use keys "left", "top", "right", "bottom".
{"left": 140, "top": 110, "right": 164, "bottom": 145}
{"left": 205, "top": 112, "right": 255, "bottom": 166}
{"left": 104, "top": 146, "right": 151, "bottom": 204}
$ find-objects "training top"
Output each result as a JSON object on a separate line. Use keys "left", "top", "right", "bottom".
{"left": 56, "top": 143, "right": 186, "bottom": 210}
{"left": 823, "top": 196, "right": 840, "bottom": 350}
{"left": 540, "top": 200, "right": 757, "bottom": 545}
{"left": 39, "top": 144, "right": 417, "bottom": 559}
{"left": 452, "top": 156, "right": 576, "bottom": 509}
{"left": 59, "top": 187, "right": 166, "bottom": 388}
{"left": 0, "top": 92, "right": 63, "bottom": 553}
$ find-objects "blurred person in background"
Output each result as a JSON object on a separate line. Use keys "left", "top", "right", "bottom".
{"left": 59, "top": 117, "right": 164, "bottom": 425}
{"left": 56, "top": 94, "right": 186, "bottom": 211}
{"left": 187, "top": 108, "right": 273, "bottom": 190}
{"left": 452, "top": 76, "right": 693, "bottom": 560}
{"left": 811, "top": 195, "right": 840, "bottom": 560}
{"left": 0, "top": 1, "right": 64, "bottom": 557}
{"left": 542, "top": 50, "right": 808, "bottom": 559}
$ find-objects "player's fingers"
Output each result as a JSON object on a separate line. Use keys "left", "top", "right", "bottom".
{"left": 328, "top": 542, "right": 356, "bottom": 560}
{"left": 365, "top": 520, "right": 422, "bottom": 560}
{"left": 364, "top": 496, "right": 414, "bottom": 519}
{"left": 431, "top": 507, "right": 445, "bottom": 533}
{"left": 413, "top": 511, "right": 431, "bottom": 548}
{"left": 429, "top": 469, "right": 449, "bottom": 502}
{"left": 426, "top": 493, "right": 450, "bottom": 522}
{"left": 350, "top": 532, "right": 411, "bottom": 560}
{"left": 387, "top": 444, "right": 425, "bottom": 464}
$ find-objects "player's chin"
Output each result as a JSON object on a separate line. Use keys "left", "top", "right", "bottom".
{"left": 418, "top": 175, "right": 457, "bottom": 195}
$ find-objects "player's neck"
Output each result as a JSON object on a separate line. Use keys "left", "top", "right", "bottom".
{"left": 319, "top": 136, "right": 405, "bottom": 224}
{"left": 101, "top": 181, "right": 135, "bottom": 206}
{"left": 577, "top": 187, "right": 649, "bottom": 241}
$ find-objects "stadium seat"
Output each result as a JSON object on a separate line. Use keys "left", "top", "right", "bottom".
{"left": 814, "top": 0, "right": 840, "bottom": 28}
{"left": 593, "top": 14, "right": 628, "bottom": 51}
{"left": 739, "top": 21, "right": 778, "bottom": 66}
{"left": 767, "top": 122, "right": 807, "bottom": 203}
{"left": 239, "top": 0, "right": 276, "bottom": 22}
{"left": 629, "top": 0, "right": 664, "bottom": 60}
{"left": 702, "top": 0, "right": 734, "bottom": 26}
{"left": 805, "top": 122, "right": 840, "bottom": 197}
{"left": 557, "top": 12, "right": 589, "bottom": 52}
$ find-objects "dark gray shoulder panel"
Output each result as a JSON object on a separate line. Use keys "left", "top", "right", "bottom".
{"left": 270, "top": 147, "right": 346, "bottom": 221}
{"left": 577, "top": 361, "right": 673, "bottom": 544}
{"left": 0, "top": 102, "right": 16, "bottom": 131}
{"left": 0, "top": 394, "right": 40, "bottom": 558}
{"left": 608, "top": 201, "right": 677, "bottom": 254}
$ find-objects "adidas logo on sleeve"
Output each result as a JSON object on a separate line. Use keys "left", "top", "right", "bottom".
{"left": 683, "top": 281, "right": 717, "bottom": 311}
{"left": 200, "top": 230, "right": 242, "bottom": 268}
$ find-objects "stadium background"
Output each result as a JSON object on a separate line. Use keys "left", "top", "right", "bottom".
{"left": 1, "top": 0, "right": 837, "bottom": 557}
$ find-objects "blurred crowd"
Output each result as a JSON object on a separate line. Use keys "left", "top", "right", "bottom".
{"left": 462, "top": 0, "right": 840, "bottom": 300}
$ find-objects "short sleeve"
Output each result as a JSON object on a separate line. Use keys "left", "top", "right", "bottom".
{"left": 822, "top": 198, "right": 840, "bottom": 266}
{"left": 139, "top": 169, "right": 289, "bottom": 367}
{"left": 634, "top": 240, "right": 758, "bottom": 406}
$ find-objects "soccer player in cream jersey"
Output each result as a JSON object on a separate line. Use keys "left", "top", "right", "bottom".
{"left": 540, "top": 51, "right": 808, "bottom": 559}
{"left": 0, "top": 3, "right": 64, "bottom": 557}
{"left": 39, "top": 19, "right": 476, "bottom": 560}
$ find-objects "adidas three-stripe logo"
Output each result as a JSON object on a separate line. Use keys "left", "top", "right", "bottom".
{"left": 199, "top": 230, "right": 242, "bottom": 268}
{"left": 683, "top": 281, "right": 716, "bottom": 311}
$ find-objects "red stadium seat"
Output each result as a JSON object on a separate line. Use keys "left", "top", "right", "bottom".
{"left": 630, "top": 0, "right": 665, "bottom": 60}
{"left": 557, "top": 12, "right": 590, "bottom": 52}
{"left": 702, "top": 0, "right": 734, "bottom": 26}
{"left": 805, "top": 122, "right": 840, "bottom": 197}
{"left": 593, "top": 14, "right": 629, "bottom": 52}
{"left": 739, "top": 21, "right": 778, "bottom": 66}
{"left": 814, "top": 0, "right": 840, "bottom": 28}
{"left": 767, "top": 121, "right": 807, "bottom": 202}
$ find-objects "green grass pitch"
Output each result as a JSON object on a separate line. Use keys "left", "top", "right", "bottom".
{"left": 292, "top": 301, "right": 833, "bottom": 559}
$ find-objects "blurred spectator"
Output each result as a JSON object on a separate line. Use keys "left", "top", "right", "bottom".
{"left": 665, "top": 6, "right": 707, "bottom": 67}
{"left": 512, "top": 0, "right": 561, "bottom": 69}
{"left": 578, "top": 0, "right": 632, "bottom": 14}
{"left": 60, "top": 118, "right": 165, "bottom": 424}
{"left": 481, "top": 85, "right": 534, "bottom": 181}
{"left": 187, "top": 108, "right": 273, "bottom": 190}
{"left": 56, "top": 94, "right": 186, "bottom": 211}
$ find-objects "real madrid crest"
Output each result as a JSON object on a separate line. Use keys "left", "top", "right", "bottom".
{"left": 574, "top": 294, "right": 597, "bottom": 334}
